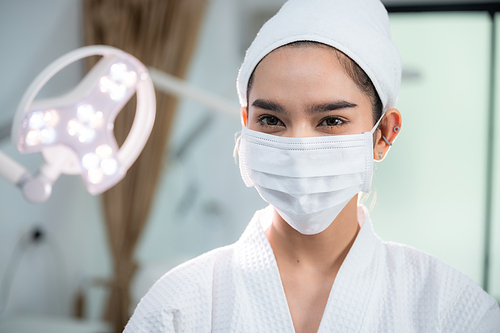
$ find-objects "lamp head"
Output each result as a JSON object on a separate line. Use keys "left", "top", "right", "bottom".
{"left": 12, "top": 45, "right": 156, "bottom": 196}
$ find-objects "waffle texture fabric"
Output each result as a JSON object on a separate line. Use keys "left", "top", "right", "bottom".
{"left": 236, "top": 0, "right": 402, "bottom": 113}
{"left": 125, "top": 206, "right": 500, "bottom": 332}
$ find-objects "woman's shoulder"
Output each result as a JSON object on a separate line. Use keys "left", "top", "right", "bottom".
{"left": 377, "top": 240, "right": 500, "bottom": 330}
{"left": 156, "top": 245, "right": 234, "bottom": 294}
{"left": 124, "top": 244, "right": 237, "bottom": 333}
{"left": 380, "top": 240, "right": 478, "bottom": 292}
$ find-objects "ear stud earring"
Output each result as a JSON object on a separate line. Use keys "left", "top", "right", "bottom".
{"left": 378, "top": 151, "right": 383, "bottom": 159}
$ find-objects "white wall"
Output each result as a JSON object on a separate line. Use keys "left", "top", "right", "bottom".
{"left": 373, "top": 12, "right": 490, "bottom": 285}
{"left": 489, "top": 12, "right": 500, "bottom": 301}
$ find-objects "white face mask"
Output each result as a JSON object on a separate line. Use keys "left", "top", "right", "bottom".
{"left": 237, "top": 122, "right": 379, "bottom": 235}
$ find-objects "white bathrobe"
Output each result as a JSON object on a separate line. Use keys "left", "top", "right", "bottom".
{"left": 125, "top": 206, "right": 500, "bottom": 332}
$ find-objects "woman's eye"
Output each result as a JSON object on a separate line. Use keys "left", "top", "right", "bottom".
{"left": 258, "top": 115, "right": 284, "bottom": 127}
{"left": 320, "top": 117, "right": 344, "bottom": 127}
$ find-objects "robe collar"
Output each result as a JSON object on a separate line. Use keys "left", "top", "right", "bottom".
{"left": 235, "top": 205, "right": 381, "bottom": 332}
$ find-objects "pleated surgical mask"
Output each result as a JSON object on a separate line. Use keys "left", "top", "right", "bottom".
{"left": 237, "top": 122, "right": 379, "bottom": 235}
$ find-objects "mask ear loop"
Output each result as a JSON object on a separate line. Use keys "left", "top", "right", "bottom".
{"left": 369, "top": 116, "right": 384, "bottom": 135}
{"left": 233, "top": 131, "right": 242, "bottom": 163}
{"left": 370, "top": 115, "right": 396, "bottom": 147}
{"left": 368, "top": 115, "right": 384, "bottom": 151}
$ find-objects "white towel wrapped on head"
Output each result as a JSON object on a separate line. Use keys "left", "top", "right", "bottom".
{"left": 236, "top": 0, "right": 402, "bottom": 114}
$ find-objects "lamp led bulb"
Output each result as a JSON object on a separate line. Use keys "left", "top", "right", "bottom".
{"left": 67, "top": 119, "right": 82, "bottom": 137}
{"left": 40, "top": 128, "right": 56, "bottom": 144}
{"left": 100, "top": 75, "right": 127, "bottom": 101}
{"left": 82, "top": 152, "right": 100, "bottom": 170}
{"left": 110, "top": 84, "right": 126, "bottom": 101}
{"left": 78, "top": 127, "right": 96, "bottom": 143}
{"left": 44, "top": 110, "right": 59, "bottom": 127}
{"left": 26, "top": 130, "right": 41, "bottom": 146}
{"left": 110, "top": 63, "right": 127, "bottom": 81}
{"left": 88, "top": 168, "right": 103, "bottom": 184}
{"left": 99, "top": 76, "right": 113, "bottom": 93}
{"left": 89, "top": 111, "right": 104, "bottom": 129}
{"left": 96, "top": 144, "right": 112, "bottom": 158}
{"left": 101, "top": 157, "right": 118, "bottom": 175}
{"left": 122, "top": 71, "right": 137, "bottom": 88}
{"left": 77, "top": 104, "right": 95, "bottom": 122}
{"left": 110, "top": 63, "right": 136, "bottom": 87}
{"left": 29, "top": 111, "right": 45, "bottom": 129}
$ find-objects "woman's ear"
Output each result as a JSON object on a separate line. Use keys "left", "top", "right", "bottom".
{"left": 374, "top": 108, "right": 402, "bottom": 161}
{"left": 241, "top": 107, "right": 248, "bottom": 127}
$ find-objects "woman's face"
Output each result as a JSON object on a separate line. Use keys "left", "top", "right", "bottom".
{"left": 244, "top": 45, "right": 375, "bottom": 137}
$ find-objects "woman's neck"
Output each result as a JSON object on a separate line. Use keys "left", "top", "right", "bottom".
{"left": 265, "top": 195, "right": 361, "bottom": 276}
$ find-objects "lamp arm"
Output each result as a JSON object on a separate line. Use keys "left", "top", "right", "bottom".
{"left": 148, "top": 68, "right": 239, "bottom": 119}
{"left": 0, "top": 150, "right": 30, "bottom": 186}
{"left": 0, "top": 151, "right": 56, "bottom": 203}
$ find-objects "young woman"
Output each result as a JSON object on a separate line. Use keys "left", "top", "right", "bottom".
{"left": 125, "top": 0, "right": 500, "bottom": 332}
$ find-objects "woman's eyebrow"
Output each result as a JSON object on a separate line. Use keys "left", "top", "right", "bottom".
{"left": 308, "top": 101, "right": 357, "bottom": 114}
{"left": 251, "top": 99, "right": 286, "bottom": 113}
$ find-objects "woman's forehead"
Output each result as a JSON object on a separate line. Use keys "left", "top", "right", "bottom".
{"left": 249, "top": 46, "right": 363, "bottom": 102}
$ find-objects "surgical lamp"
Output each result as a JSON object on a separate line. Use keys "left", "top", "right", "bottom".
{"left": 0, "top": 45, "right": 156, "bottom": 203}
{"left": 0, "top": 45, "right": 239, "bottom": 204}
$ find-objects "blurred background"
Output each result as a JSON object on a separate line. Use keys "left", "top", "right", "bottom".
{"left": 0, "top": 0, "right": 499, "bottom": 332}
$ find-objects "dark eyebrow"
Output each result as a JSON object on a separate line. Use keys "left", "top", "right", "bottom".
{"left": 251, "top": 99, "right": 286, "bottom": 114}
{"left": 308, "top": 101, "right": 357, "bottom": 114}
{"left": 252, "top": 99, "right": 357, "bottom": 114}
